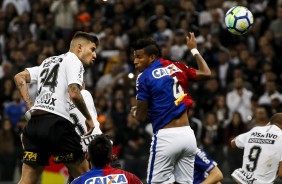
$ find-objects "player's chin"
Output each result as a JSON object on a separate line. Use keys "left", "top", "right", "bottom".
{"left": 87, "top": 59, "right": 94, "bottom": 65}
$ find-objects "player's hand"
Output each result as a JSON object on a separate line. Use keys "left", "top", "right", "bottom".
{"left": 130, "top": 106, "right": 137, "bottom": 118}
{"left": 84, "top": 119, "right": 95, "bottom": 136}
{"left": 24, "top": 110, "right": 31, "bottom": 122}
{"left": 186, "top": 32, "right": 197, "bottom": 50}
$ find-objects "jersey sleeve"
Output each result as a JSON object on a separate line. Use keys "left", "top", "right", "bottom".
{"left": 235, "top": 131, "right": 251, "bottom": 149}
{"left": 136, "top": 73, "right": 150, "bottom": 101}
{"left": 26, "top": 66, "right": 39, "bottom": 83}
{"left": 175, "top": 62, "right": 196, "bottom": 80}
{"left": 126, "top": 172, "right": 143, "bottom": 184}
{"left": 66, "top": 54, "right": 84, "bottom": 86}
{"left": 195, "top": 149, "right": 216, "bottom": 174}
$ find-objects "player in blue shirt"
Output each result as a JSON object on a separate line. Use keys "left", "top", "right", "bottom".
{"left": 131, "top": 32, "right": 211, "bottom": 184}
{"left": 71, "top": 134, "right": 142, "bottom": 184}
{"left": 194, "top": 148, "right": 223, "bottom": 184}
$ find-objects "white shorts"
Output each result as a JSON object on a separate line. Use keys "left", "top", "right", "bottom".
{"left": 147, "top": 126, "right": 197, "bottom": 184}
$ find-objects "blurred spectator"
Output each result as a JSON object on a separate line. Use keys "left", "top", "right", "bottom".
{"left": 111, "top": 98, "right": 127, "bottom": 132}
{"left": 226, "top": 77, "right": 253, "bottom": 123}
{"left": 0, "top": 78, "right": 14, "bottom": 112}
{"left": 213, "top": 94, "right": 229, "bottom": 127}
{"left": 224, "top": 111, "right": 247, "bottom": 175}
{"left": 258, "top": 80, "right": 282, "bottom": 106}
{"left": 215, "top": 48, "right": 234, "bottom": 90}
{"left": 2, "top": 0, "right": 30, "bottom": 16}
{"left": 121, "top": 113, "right": 151, "bottom": 181}
{"left": 258, "top": 43, "right": 282, "bottom": 82}
{"left": 226, "top": 67, "right": 253, "bottom": 92}
{"left": 198, "top": 78, "right": 220, "bottom": 114}
{"left": 112, "top": 22, "right": 129, "bottom": 50}
{"left": 248, "top": 105, "right": 269, "bottom": 129}
{"left": 268, "top": 6, "right": 282, "bottom": 48}
{"left": 96, "top": 56, "right": 127, "bottom": 97}
{"left": 242, "top": 55, "right": 261, "bottom": 92}
{"left": 170, "top": 29, "right": 188, "bottom": 61}
{"left": 127, "top": 15, "right": 150, "bottom": 43}
{"left": 152, "top": 17, "right": 173, "bottom": 46}
{"left": 189, "top": 103, "right": 203, "bottom": 143}
{"left": 201, "top": 111, "right": 224, "bottom": 168}
{"left": 147, "top": 3, "right": 172, "bottom": 32}
{"left": 3, "top": 90, "right": 27, "bottom": 131}
{"left": 50, "top": 0, "right": 78, "bottom": 39}
{"left": 0, "top": 119, "right": 16, "bottom": 181}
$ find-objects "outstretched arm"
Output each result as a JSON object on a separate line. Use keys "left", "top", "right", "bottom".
{"left": 230, "top": 137, "right": 238, "bottom": 149}
{"left": 201, "top": 166, "right": 223, "bottom": 184}
{"left": 186, "top": 32, "right": 211, "bottom": 80}
{"left": 14, "top": 70, "right": 33, "bottom": 109}
{"left": 68, "top": 83, "right": 94, "bottom": 136}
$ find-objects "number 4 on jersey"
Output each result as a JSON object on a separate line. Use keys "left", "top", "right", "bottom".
{"left": 37, "top": 64, "right": 60, "bottom": 95}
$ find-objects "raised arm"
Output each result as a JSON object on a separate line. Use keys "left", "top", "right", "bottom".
{"left": 186, "top": 32, "right": 211, "bottom": 80}
{"left": 68, "top": 83, "right": 94, "bottom": 136}
{"left": 14, "top": 70, "right": 33, "bottom": 109}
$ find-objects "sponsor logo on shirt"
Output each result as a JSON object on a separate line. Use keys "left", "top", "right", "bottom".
{"left": 23, "top": 151, "right": 37, "bottom": 162}
{"left": 250, "top": 132, "right": 278, "bottom": 139}
{"left": 232, "top": 168, "right": 256, "bottom": 184}
{"left": 84, "top": 174, "right": 128, "bottom": 184}
{"left": 196, "top": 149, "right": 210, "bottom": 164}
{"left": 43, "top": 57, "right": 63, "bottom": 68}
{"left": 68, "top": 101, "right": 76, "bottom": 111}
{"left": 36, "top": 93, "right": 57, "bottom": 106}
{"left": 249, "top": 132, "right": 277, "bottom": 144}
{"left": 248, "top": 138, "right": 275, "bottom": 144}
{"left": 152, "top": 64, "right": 182, "bottom": 78}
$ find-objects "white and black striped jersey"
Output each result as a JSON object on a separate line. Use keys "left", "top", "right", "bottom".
{"left": 26, "top": 52, "right": 84, "bottom": 121}
{"left": 232, "top": 125, "right": 282, "bottom": 184}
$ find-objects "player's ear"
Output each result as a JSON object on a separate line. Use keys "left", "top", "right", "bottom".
{"left": 85, "top": 152, "right": 90, "bottom": 162}
{"left": 149, "top": 54, "right": 156, "bottom": 62}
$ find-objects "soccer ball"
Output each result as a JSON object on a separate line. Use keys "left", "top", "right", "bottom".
{"left": 225, "top": 6, "right": 254, "bottom": 35}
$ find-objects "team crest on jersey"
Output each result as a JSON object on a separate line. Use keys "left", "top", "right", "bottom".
{"left": 84, "top": 174, "right": 128, "bottom": 184}
{"left": 152, "top": 64, "right": 182, "bottom": 78}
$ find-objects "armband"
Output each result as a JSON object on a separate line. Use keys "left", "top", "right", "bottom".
{"left": 191, "top": 48, "right": 199, "bottom": 56}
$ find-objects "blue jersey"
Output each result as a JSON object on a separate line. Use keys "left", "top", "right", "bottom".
{"left": 194, "top": 148, "right": 217, "bottom": 184}
{"left": 71, "top": 166, "right": 142, "bottom": 184}
{"left": 136, "top": 58, "right": 196, "bottom": 133}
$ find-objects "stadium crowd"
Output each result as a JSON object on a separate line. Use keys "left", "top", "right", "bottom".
{"left": 0, "top": 0, "right": 282, "bottom": 182}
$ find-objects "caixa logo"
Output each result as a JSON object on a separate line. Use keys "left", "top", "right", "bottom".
{"left": 84, "top": 174, "right": 128, "bottom": 184}
{"left": 152, "top": 64, "right": 182, "bottom": 79}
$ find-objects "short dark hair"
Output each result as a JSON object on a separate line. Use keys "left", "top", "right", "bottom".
{"left": 72, "top": 31, "right": 99, "bottom": 46}
{"left": 132, "top": 38, "right": 162, "bottom": 58}
{"left": 88, "top": 134, "right": 112, "bottom": 167}
{"left": 270, "top": 113, "right": 282, "bottom": 125}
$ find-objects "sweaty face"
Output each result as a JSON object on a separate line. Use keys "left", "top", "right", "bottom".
{"left": 133, "top": 49, "right": 152, "bottom": 72}
{"left": 80, "top": 42, "right": 97, "bottom": 65}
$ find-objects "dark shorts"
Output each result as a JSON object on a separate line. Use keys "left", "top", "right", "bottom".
{"left": 22, "top": 113, "right": 84, "bottom": 166}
